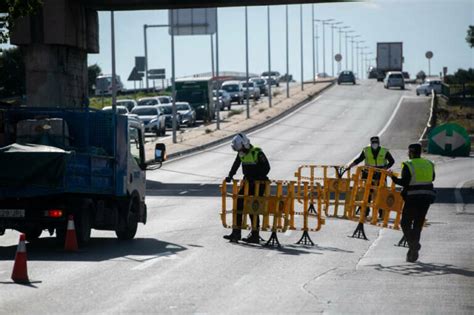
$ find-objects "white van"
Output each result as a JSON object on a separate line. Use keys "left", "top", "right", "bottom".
{"left": 95, "top": 75, "right": 125, "bottom": 96}
{"left": 221, "top": 81, "right": 243, "bottom": 104}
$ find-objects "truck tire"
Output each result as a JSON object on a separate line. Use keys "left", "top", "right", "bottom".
{"left": 115, "top": 198, "right": 138, "bottom": 240}
{"left": 25, "top": 228, "right": 42, "bottom": 242}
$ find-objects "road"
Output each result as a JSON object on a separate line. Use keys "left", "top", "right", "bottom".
{"left": 1, "top": 80, "right": 472, "bottom": 314}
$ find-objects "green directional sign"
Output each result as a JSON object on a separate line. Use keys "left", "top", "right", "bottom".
{"left": 428, "top": 123, "right": 470, "bottom": 157}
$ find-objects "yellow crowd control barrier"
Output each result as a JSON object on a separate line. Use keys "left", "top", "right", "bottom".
{"left": 346, "top": 166, "right": 404, "bottom": 240}
{"left": 220, "top": 179, "right": 324, "bottom": 246}
{"left": 294, "top": 165, "right": 352, "bottom": 218}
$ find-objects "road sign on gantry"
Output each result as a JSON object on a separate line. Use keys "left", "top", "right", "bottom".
{"left": 428, "top": 123, "right": 470, "bottom": 157}
{"left": 169, "top": 8, "right": 217, "bottom": 36}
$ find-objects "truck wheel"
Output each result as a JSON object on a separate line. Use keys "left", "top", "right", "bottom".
{"left": 115, "top": 198, "right": 138, "bottom": 240}
{"left": 25, "top": 228, "right": 42, "bottom": 242}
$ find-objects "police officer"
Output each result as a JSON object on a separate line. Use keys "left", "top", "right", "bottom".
{"left": 347, "top": 136, "right": 395, "bottom": 171}
{"left": 391, "top": 143, "right": 435, "bottom": 263}
{"left": 347, "top": 136, "right": 395, "bottom": 217}
{"left": 224, "top": 133, "right": 270, "bottom": 244}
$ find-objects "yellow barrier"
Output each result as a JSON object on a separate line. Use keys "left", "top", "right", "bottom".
{"left": 294, "top": 165, "right": 352, "bottom": 218}
{"left": 346, "top": 166, "right": 404, "bottom": 239}
{"left": 220, "top": 179, "right": 324, "bottom": 246}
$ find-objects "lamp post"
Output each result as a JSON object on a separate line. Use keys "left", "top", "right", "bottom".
{"left": 314, "top": 19, "right": 334, "bottom": 77}
{"left": 343, "top": 30, "right": 354, "bottom": 70}
{"left": 348, "top": 34, "right": 360, "bottom": 73}
{"left": 337, "top": 26, "right": 349, "bottom": 74}
{"left": 362, "top": 51, "right": 373, "bottom": 79}
{"left": 355, "top": 40, "right": 364, "bottom": 79}
{"left": 359, "top": 46, "right": 369, "bottom": 79}
{"left": 329, "top": 21, "right": 342, "bottom": 77}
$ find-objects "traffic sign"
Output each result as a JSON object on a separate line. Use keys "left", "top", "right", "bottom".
{"left": 428, "top": 123, "right": 470, "bottom": 157}
{"left": 425, "top": 51, "right": 433, "bottom": 59}
{"left": 127, "top": 67, "right": 143, "bottom": 81}
{"left": 135, "top": 56, "right": 145, "bottom": 72}
{"left": 148, "top": 68, "right": 165, "bottom": 80}
{"left": 169, "top": 8, "right": 216, "bottom": 35}
{"left": 335, "top": 54, "right": 342, "bottom": 62}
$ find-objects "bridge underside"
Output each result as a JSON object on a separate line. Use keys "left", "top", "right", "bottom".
{"left": 84, "top": 0, "right": 349, "bottom": 11}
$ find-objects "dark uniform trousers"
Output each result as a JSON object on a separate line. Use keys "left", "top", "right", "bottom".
{"left": 400, "top": 195, "right": 432, "bottom": 247}
{"left": 236, "top": 180, "right": 266, "bottom": 230}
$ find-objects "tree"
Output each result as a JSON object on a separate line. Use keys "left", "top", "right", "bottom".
{"left": 467, "top": 25, "right": 474, "bottom": 48}
{"left": 0, "top": 47, "right": 25, "bottom": 98}
{"left": 0, "top": 0, "right": 44, "bottom": 44}
{"left": 416, "top": 70, "right": 426, "bottom": 82}
{"left": 88, "top": 64, "right": 102, "bottom": 94}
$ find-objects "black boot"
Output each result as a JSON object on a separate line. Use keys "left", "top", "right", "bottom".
{"left": 242, "top": 231, "right": 260, "bottom": 244}
{"left": 223, "top": 229, "right": 241, "bottom": 242}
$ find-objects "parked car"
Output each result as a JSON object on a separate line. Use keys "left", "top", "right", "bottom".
{"left": 157, "top": 105, "right": 181, "bottom": 130}
{"left": 221, "top": 81, "right": 244, "bottom": 104}
{"left": 131, "top": 106, "right": 166, "bottom": 136}
{"left": 116, "top": 99, "right": 137, "bottom": 112}
{"left": 101, "top": 105, "right": 129, "bottom": 115}
{"left": 250, "top": 77, "right": 268, "bottom": 96}
{"left": 316, "top": 72, "right": 330, "bottom": 79}
{"left": 137, "top": 97, "right": 162, "bottom": 106}
{"left": 337, "top": 71, "right": 356, "bottom": 85}
{"left": 416, "top": 79, "right": 442, "bottom": 96}
{"left": 175, "top": 102, "right": 196, "bottom": 127}
{"left": 213, "top": 90, "right": 232, "bottom": 110}
{"left": 157, "top": 96, "right": 172, "bottom": 104}
{"left": 261, "top": 71, "right": 281, "bottom": 87}
{"left": 241, "top": 81, "right": 261, "bottom": 100}
{"left": 384, "top": 71, "right": 405, "bottom": 89}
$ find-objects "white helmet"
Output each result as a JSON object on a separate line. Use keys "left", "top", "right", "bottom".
{"left": 231, "top": 133, "right": 251, "bottom": 151}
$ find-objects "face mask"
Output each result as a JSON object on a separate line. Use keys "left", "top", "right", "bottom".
{"left": 371, "top": 143, "right": 379, "bottom": 150}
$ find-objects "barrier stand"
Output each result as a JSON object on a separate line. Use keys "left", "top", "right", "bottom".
{"left": 296, "top": 182, "right": 314, "bottom": 245}
{"left": 347, "top": 166, "right": 404, "bottom": 240}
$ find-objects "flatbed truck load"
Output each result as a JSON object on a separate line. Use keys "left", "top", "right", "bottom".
{"left": 0, "top": 106, "right": 165, "bottom": 244}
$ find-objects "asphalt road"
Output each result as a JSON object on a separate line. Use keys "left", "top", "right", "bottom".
{"left": 1, "top": 80, "right": 472, "bottom": 314}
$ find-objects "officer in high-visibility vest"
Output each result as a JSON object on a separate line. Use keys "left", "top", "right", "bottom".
{"left": 347, "top": 136, "right": 395, "bottom": 171}
{"left": 391, "top": 143, "right": 436, "bottom": 263}
{"left": 224, "top": 133, "right": 271, "bottom": 244}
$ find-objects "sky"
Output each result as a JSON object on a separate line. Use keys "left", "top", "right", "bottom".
{"left": 10, "top": 0, "right": 474, "bottom": 88}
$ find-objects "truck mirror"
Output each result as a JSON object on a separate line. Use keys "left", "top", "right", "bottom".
{"left": 155, "top": 143, "right": 166, "bottom": 162}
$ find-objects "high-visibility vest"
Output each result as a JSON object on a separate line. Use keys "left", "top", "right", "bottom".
{"left": 239, "top": 146, "right": 261, "bottom": 165}
{"left": 402, "top": 158, "right": 435, "bottom": 196}
{"left": 364, "top": 146, "right": 388, "bottom": 167}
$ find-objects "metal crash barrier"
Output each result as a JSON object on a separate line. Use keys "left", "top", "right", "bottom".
{"left": 220, "top": 179, "right": 324, "bottom": 247}
{"left": 346, "top": 166, "right": 404, "bottom": 240}
{"left": 294, "top": 165, "right": 352, "bottom": 218}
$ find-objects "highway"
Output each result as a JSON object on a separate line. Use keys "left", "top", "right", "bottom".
{"left": 1, "top": 80, "right": 472, "bottom": 314}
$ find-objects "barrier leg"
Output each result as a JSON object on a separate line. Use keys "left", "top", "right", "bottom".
{"left": 351, "top": 222, "right": 368, "bottom": 240}
{"left": 396, "top": 235, "right": 408, "bottom": 247}
{"left": 296, "top": 230, "right": 314, "bottom": 246}
{"left": 265, "top": 232, "right": 281, "bottom": 247}
{"left": 308, "top": 203, "right": 317, "bottom": 215}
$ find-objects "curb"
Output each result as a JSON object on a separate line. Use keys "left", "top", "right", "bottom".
{"left": 166, "top": 81, "right": 336, "bottom": 160}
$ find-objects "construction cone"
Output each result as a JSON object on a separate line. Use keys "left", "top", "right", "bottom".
{"left": 11, "top": 233, "right": 29, "bottom": 284}
{"left": 64, "top": 215, "right": 78, "bottom": 252}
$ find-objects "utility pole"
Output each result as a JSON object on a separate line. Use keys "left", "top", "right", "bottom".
{"left": 314, "top": 19, "right": 334, "bottom": 77}
{"left": 267, "top": 6, "right": 272, "bottom": 107}
{"left": 300, "top": 4, "right": 304, "bottom": 91}
{"left": 286, "top": 5, "right": 289, "bottom": 98}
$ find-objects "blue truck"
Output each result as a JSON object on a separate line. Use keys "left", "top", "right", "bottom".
{"left": 0, "top": 107, "right": 165, "bottom": 244}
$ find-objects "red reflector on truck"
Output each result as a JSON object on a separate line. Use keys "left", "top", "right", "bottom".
{"left": 47, "top": 209, "right": 63, "bottom": 218}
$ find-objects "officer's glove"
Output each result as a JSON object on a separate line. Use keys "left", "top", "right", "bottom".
{"left": 225, "top": 176, "right": 233, "bottom": 183}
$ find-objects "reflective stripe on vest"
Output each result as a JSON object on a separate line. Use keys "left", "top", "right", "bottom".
{"left": 239, "top": 147, "right": 261, "bottom": 165}
{"left": 403, "top": 158, "right": 435, "bottom": 186}
{"left": 364, "top": 146, "right": 387, "bottom": 167}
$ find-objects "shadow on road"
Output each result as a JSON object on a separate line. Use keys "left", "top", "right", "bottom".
{"left": 0, "top": 237, "right": 186, "bottom": 262}
{"left": 368, "top": 262, "right": 474, "bottom": 278}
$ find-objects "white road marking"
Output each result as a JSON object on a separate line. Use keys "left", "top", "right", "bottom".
{"left": 131, "top": 252, "right": 178, "bottom": 270}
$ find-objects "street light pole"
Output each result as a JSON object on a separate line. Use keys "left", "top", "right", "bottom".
{"left": 143, "top": 24, "right": 148, "bottom": 90}
{"left": 329, "top": 22, "right": 342, "bottom": 77}
{"left": 360, "top": 46, "right": 369, "bottom": 79}
{"left": 245, "top": 6, "right": 250, "bottom": 119}
{"left": 314, "top": 19, "right": 334, "bottom": 77}
{"left": 111, "top": 11, "right": 117, "bottom": 110}
{"left": 312, "top": 4, "right": 315, "bottom": 84}
{"left": 337, "top": 26, "right": 349, "bottom": 74}
{"left": 286, "top": 5, "right": 289, "bottom": 98}
{"left": 349, "top": 35, "right": 359, "bottom": 74}
{"left": 267, "top": 6, "right": 272, "bottom": 107}
{"left": 315, "top": 24, "right": 319, "bottom": 75}
{"left": 300, "top": 4, "right": 304, "bottom": 91}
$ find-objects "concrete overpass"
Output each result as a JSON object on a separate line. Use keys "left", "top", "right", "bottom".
{"left": 10, "top": 0, "right": 351, "bottom": 107}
